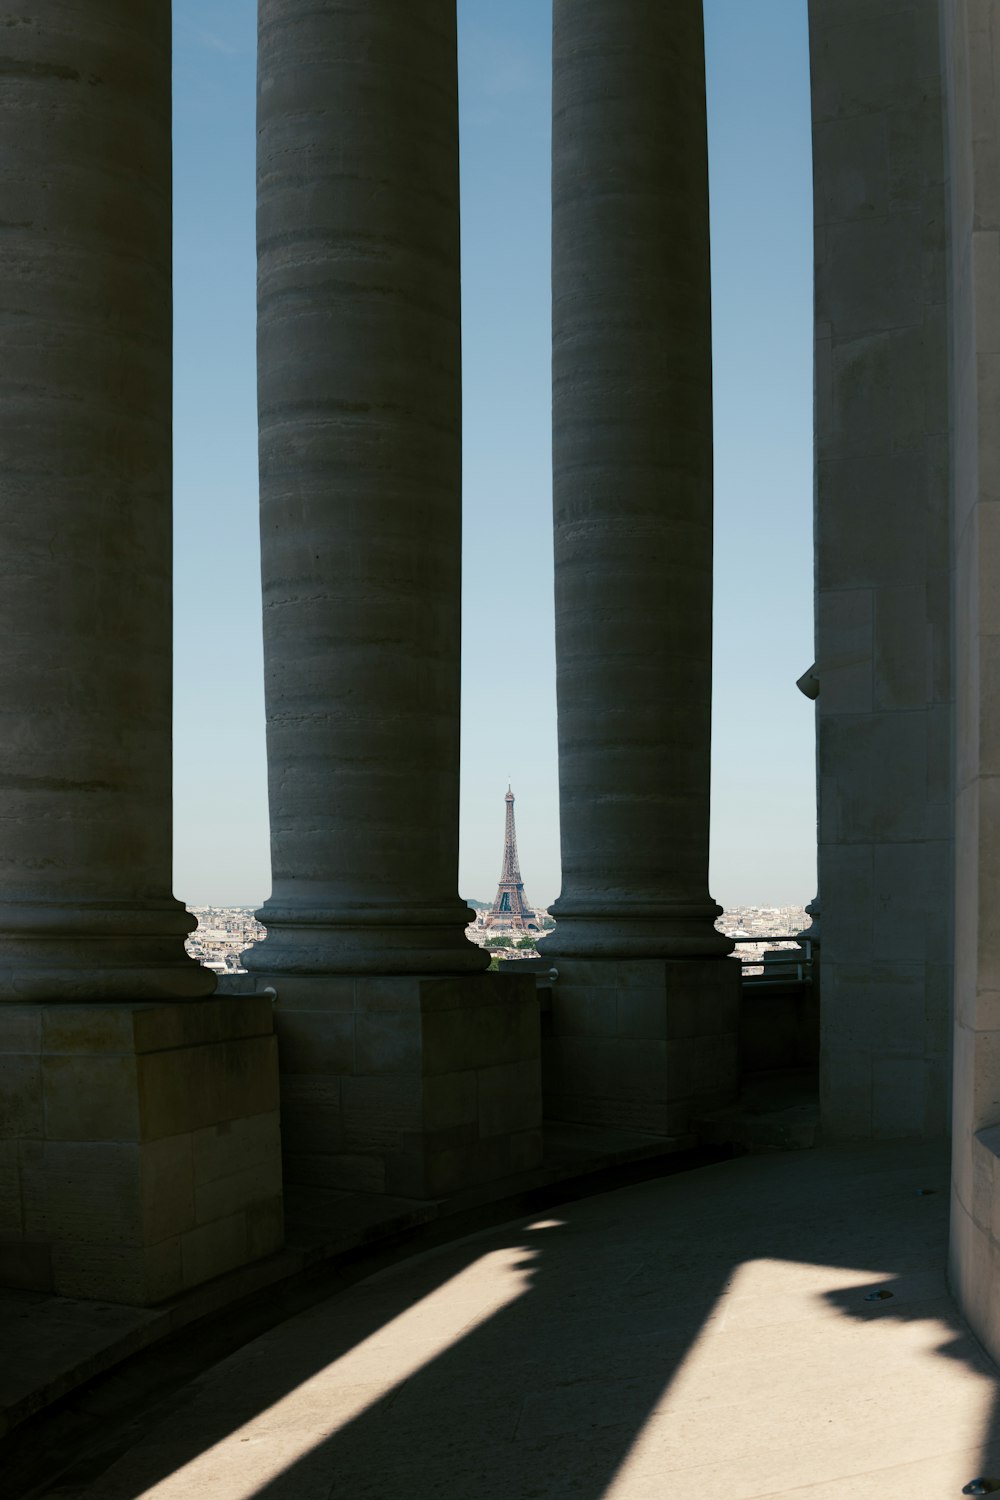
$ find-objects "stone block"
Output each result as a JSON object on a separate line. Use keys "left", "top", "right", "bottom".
{"left": 268, "top": 975, "right": 357, "bottom": 1012}
{"left": 0, "top": 1056, "right": 43, "bottom": 1137}
{"left": 816, "top": 451, "right": 927, "bottom": 592}
{"left": 543, "top": 960, "right": 737, "bottom": 1133}
{"left": 51, "top": 1238, "right": 181, "bottom": 1305}
{"left": 871, "top": 1056, "right": 928, "bottom": 1139}
{"left": 821, "top": 1049, "right": 873, "bottom": 1138}
{"left": 817, "top": 589, "right": 873, "bottom": 715}
{"left": 41, "top": 1005, "right": 136, "bottom": 1054}
{"left": 421, "top": 990, "right": 528, "bottom": 1074}
{"left": 355, "top": 976, "right": 424, "bottom": 1012}
{"left": 342, "top": 1074, "right": 423, "bottom": 1148}
{"left": 194, "top": 1156, "right": 282, "bottom": 1226}
{"left": 0, "top": 1237, "right": 51, "bottom": 1292}
{"left": 21, "top": 1141, "right": 143, "bottom": 1247}
{"left": 813, "top": 111, "right": 889, "bottom": 224}
{"left": 0, "top": 997, "right": 283, "bottom": 1304}
{"left": 509, "top": 1128, "right": 543, "bottom": 1174}
{"left": 285, "top": 1150, "right": 384, "bottom": 1194}
{"left": 819, "top": 844, "right": 874, "bottom": 962}
{"left": 550, "top": 987, "right": 617, "bottom": 1039}
{"left": 180, "top": 1211, "right": 249, "bottom": 1291}
{"left": 274, "top": 973, "right": 540, "bottom": 1202}
{"left": 193, "top": 1112, "right": 282, "bottom": 1186}
{"left": 278, "top": 1009, "right": 355, "bottom": 1075}
{"left": 874, "top": 583, "right": 929, "bottom": 710}
{"left": 616, "top": 989, "right": 668, "bottom": 1040}
{"left": 0, "top": 1008, "right": 41, "bottom": 1054}
{"left": 0, "top": 1138, "right": 21, "bottom": 1234}
{"left": 141, "top": 1134, "right": 194, "bottom": 1243}
{"left": 476, "top": 1058, "right": 542, "bottom": 1137}
{"left": 137, "top": 1034, "right": 278, "bottom": 1139}
{"left": 42, "top": 1053, "right": 140, "bottom": 1141}
{"left": 247, "top": 1197, "right": 284, "bottom": 1260}
{"left": 278, "top": 1076, "right": 344, "bottom": 1154}
{"left": 422, "top": 1070, "right": 477, "bottom": 1131}
{"left": 355, "top": 1009, "right": 421, "bottom": 1075}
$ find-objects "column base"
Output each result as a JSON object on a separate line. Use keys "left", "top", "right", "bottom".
{"left": 245, "top": 908, "right": 489, "bottom": 977}
{"left": 242, "top": 971, "right": 541, "bottom": 1199}
{"left": 541, "top": 957, "right": 740, "bottom": 1135}
{"left": 0, "top": 899, "right": 216, "bottom": 1002}
{"left": 541, "top": 905, "right": 734, "bottom": 960}
{"left": 0, "top": 996, "right": 282, "bottom": 1304}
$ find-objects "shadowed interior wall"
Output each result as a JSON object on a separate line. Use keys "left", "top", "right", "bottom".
{"left": 809, "top": 0, "right": 953, "bottom": 1139}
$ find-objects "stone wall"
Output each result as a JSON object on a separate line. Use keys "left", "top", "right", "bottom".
{"left": 810, "top": 0, "right": 953, "bottom": 1139}
{"left": 0, "top": 997, "right": 282, "bottom": 1304}
{"left": 541, "top": 958, "right": 739, "bottom": 1136}
{"left": 942, "top": 0, "right": 1000, "bottom": 1363}
{"left": 246, "top": 972, "right": 542, "bottom": 1200}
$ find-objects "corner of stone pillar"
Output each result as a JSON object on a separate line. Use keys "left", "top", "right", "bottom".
{"left": 252, "top": 969, "right": 542, "bottom": 1199}
{"left": 0, "top": 995, "right": 284, "bottom": 1304}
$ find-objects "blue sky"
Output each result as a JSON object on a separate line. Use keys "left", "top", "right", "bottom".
{"left": 172, "top": 0, "right": 815, "bottom": 912}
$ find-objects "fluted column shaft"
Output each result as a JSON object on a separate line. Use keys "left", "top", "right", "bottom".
{"left": 547, "top": 0, "right": 729, "bottom": 959}
{"left": 253, "top": 0, "right": 483, "bottom": 974}
{"left": 0, "top": 2, "right": 211, "bottom": 1001}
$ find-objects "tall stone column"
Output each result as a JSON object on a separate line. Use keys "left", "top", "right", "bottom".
{"left": 254, "top": 0, "right": 483, "bottom": 978}
{"left": 0, "top": 2, "right": 211, "bottom": 1002}
{"left": 251, "top": 2, "right": 539, "bottom": 1199}
{"left": 542, "top": 0, "right": 737, "bottom": 1137}
{"left": 547, "top": 0, "right": 729, "bottom": 963}
{"left": 0, "top": 4, "right": 283, "bottom": 1305}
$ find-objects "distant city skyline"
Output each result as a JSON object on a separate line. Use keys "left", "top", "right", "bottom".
{"left": 171, "top": 1, "right": 815, "bottom": 913}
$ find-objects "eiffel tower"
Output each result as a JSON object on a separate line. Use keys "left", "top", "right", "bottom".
{"left": 486, "top": 787, "right": 538, "bottom": 932}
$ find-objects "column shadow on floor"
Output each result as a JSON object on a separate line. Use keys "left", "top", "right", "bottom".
{"left": 79, "top": 1147, "right": 999, "bottom": 1500}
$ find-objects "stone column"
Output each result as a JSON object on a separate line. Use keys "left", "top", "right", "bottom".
{"left": 254, "top": 0, "right": 483, "bottom": 978}
{"left": 547, "top": 0, "right": 729, "bottom": 963}
{"left": 0, "top": 2, "right": 210, "bottom": 1003}
{"left": 0, "top": 4, "right": 283, "bottom": 1304}
{"left": 252, "top": 2, "right": 539, "bottom": 1197}
{"left": 810, "top": 0, "right": 951, "bottom": 1142}
{"left": 541, "top": 0, "right": 738, "bottom": 1137}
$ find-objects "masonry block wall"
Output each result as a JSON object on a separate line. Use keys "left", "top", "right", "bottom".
{"left": 942, "top": 0, "right": 1000, "bottom": 1364}
{"left": 0, "top": 997, "right": 282, "bottom": 1304}
{"left": 261, "top": 973, "right": 542, "bottom": 1199}
{"left": 810, "top": 0, "right": 953, "bottom": 1139}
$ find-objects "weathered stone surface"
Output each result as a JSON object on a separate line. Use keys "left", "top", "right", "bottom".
{"left": 546, "top": 0, "right": 729, "bottom": 961}
{"left": 0, "top": 1001, "right": 283, "bottom": 1304}
{"left": 270, "top": 974, "right": 541, "bottom": 1198}
{"left": 0, "top": 2, "right": 212, "bottom": 1002}
{"left": 810, "top": 0, "right": 951, "bottom": 1142}
{"left": 543, "top": 958, "right": 739, "bottom": 1136}
{"left": 249, "top": 0, "right": 482, "bottom": 977}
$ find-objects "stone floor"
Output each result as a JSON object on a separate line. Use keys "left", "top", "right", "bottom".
{"left": 40, "top": 1141, "right": 999, "bottom": 1499}
{"left": 0, "top": 1121, "right": 689, "bottom": 1443}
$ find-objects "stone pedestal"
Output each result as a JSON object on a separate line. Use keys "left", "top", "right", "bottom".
{"left": 0, "top": 997, "right": 282, "bottom": 1304}
{"left": 541, "top": 958, "right": 740, "bottom": 1136}
{"left": 249, "top": 973, "right": 541, "bottom": 1199}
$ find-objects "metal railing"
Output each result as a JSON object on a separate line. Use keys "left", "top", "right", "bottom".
{"left": 729, "top": 936, "right": 815, "bottom": 985}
